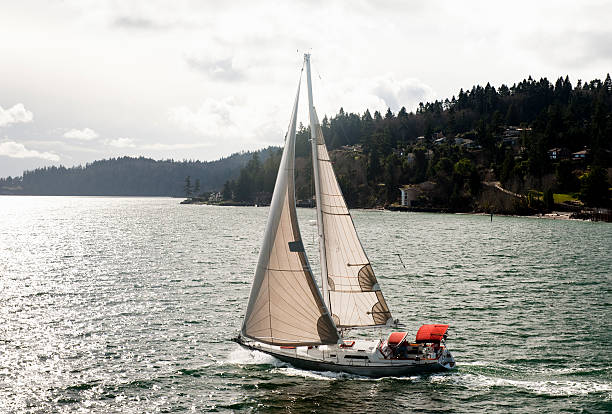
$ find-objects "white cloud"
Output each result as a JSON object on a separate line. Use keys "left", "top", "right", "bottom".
{"left": 106, "top": 137, "right": 135, "bottom": 148}
{"left": 185, "top": 55, "right": 245, "bottom": 82}
{"left": 0, "top": 104, "right": 34, "bottom": 127}
{"left": 372, "top": 76, "right": 435, "bottom": 113}
{"left": 168, "top": 95, "right": 285, "bottom": 148}
{"left": 63, "top": 127, "right": 99, "bottom": 140}
{"left": 0, "top": 140, "right": 60, "bottom": 161}
{"left": 141, "top": 142, "right": 214, "bottom": 150}
{"left": 169, "top": 97, "right": 236, "bottom": 137}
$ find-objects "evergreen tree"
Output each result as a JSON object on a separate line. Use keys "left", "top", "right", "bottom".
{"left": 184, "top": 176, "right": 192, "bottom": 197}
{"left": 222, "top": 180, "right": 233, "bottom": 200}
{"left": 543, "top": 188, "right": 554, "bottom": 211}
{"left": 579, "top": 166, "right": 610, "bottom": 206}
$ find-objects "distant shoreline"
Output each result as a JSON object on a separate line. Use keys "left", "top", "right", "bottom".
{"left": 179, "top": 197, "right": 610, "bottom": 222}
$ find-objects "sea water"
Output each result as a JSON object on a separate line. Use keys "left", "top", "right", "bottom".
{"left": 0, "top": 196, "right": 610, "bottom": 413}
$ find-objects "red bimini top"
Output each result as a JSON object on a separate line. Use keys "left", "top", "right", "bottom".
{"left": 415, "top": 324, "right": 449, "bottom": 343}
{"left": 387, "top": 332, "right": 408, "bottom": 347}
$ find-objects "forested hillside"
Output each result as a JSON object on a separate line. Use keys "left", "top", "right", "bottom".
{"left": 2, "top": 75, "right": 610, "bottom": 208}
{"left": 0, "top": 148, "right": 277, "bottom": 196}
{"left": 222, "top": 75, "right": 612, "bottom": 211}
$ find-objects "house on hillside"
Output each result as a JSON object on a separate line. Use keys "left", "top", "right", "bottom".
{"left": 455, "top": 138, "right": 480, "bottom": 149}
{"left": 502, "top": 126, "right": 531, "bottom": 147}
{"left": 502, "top": 136, "right": 520, "bottom": 146}
{"left": 548, "top": 147, "right": 570, "bottom": 160}
{"left": 433, "top": 137, "right": 447, "bottom": 145}
{"left": 572, "top": 149, "right": 590, "bottom": 161}
{"left": 339, "top": 144, "right": 363, "bottom": 153}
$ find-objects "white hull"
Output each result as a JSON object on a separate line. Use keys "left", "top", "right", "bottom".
{"left": 235, "top": 336, "right": 455, "bottom": 378}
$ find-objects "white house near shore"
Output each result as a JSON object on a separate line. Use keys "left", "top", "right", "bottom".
{"left": 399, "top": 186, "right": 418, "bottom": 207}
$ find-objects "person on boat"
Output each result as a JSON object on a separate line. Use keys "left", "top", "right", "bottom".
{"left": 432, "top": 341, "right": 442, "bottom": 357}
{"left": 397, "top": 341, "right": 409, "bottom": 359}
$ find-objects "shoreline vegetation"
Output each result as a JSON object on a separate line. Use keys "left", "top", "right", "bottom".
{"left": 179, "top": 196, "right": 611, "bottom": 222}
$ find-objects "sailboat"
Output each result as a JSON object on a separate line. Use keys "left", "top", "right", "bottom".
{"left": 234, "top": 54, "right": 455, "bottom": 377}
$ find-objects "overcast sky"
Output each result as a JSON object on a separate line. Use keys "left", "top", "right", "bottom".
{"left": 1, "top": 0, "right": 611, "bottom": 177}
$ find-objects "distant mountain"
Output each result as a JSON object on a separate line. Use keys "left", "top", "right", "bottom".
{"left": 0, "top": 148, "right": 278, "bottom": 196}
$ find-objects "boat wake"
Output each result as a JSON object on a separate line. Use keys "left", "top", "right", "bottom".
{"left": 272, "top": 366, "right": 355, "bottom": 381}
{"left": 432, "top": 372, "right": 612, "bottom": 398}
{"left": 227, "top": 347, "right": 351, "bottom": 380}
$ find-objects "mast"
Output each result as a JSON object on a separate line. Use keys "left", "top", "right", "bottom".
{"left": 304, "top": 53, "right": 331, "bottom": 312}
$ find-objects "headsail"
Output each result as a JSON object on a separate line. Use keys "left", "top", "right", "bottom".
{"left": 305, "top": 55, "right": 393, "bottom": 328}
{"left": 241, "top": 75, "right": 339, "bottom": 346}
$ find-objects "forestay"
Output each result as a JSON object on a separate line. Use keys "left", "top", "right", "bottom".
{"left": 310, "top": 108, "right": 394, "bottom": 328}
{"left": 241, "top": 79, "right": 339, "bottom": 346}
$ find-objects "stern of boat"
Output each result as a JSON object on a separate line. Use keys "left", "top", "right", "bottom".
{"left": 438, "top": 347, "right": 456, "bottom": 370}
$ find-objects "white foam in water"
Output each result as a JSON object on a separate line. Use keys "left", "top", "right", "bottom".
{"left": 272, "top": 367, "right": 344, "bottom": 381}
{"left": 226, "top": 348, "right": 283, "bottom": 366}
{"left": 226, "top": 347, "right": 362, "bottom": 380}
{"left": 274, "top": 367, "right": 426, "bottom": 382}
{"left": 433, "top": 373, "right": 612, "bottom": 397}
{"left": 540, "top": 366, "right": 608, "bottom": 376}
{"left": 458, "top": 361, "right": 488, "bottom": 366}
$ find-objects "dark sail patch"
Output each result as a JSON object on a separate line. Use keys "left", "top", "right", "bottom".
{"left": 358, "top": 264, "right": 377, "bottom": 291}
{"left": 288, "top": 240, "right": 304, "bottom": 252}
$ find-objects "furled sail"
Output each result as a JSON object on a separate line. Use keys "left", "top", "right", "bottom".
{"left": 241, "top": 78, "right": 340, "bottom": 346}
{"left": 310, "top": 108, "right": 393, "bottom": 328}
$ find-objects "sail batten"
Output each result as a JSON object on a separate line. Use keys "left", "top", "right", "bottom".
{"left": 241, "top": 74, "right": 339, "bottom": 347}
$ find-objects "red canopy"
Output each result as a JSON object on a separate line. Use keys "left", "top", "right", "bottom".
{"left": 387, "top": 332, "right": 408, "bottom": 347}
{"left": 415, "top": 324, "right": 449, "bottom": 343}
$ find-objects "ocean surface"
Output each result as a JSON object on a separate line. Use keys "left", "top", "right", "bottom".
{"left": 0, "top": 196, "right": 610, "bottom": 413}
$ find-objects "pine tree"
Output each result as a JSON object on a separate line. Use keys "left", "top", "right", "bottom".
{"left": 184, "top": 176, "right": 192, "bottom": 197}
{"left": 543, "top": 188, "right": 554, "bottom": 211}
{"left": 222, "top": 180, "right": 233, "bottom": 200}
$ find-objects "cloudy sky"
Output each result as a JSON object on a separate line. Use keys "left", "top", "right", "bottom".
{"left": 1, "top": 0, "right": 611, "bottom": 177}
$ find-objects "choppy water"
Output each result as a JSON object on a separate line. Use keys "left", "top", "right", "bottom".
{"left": 0, "top": 196, "right": 610, "bottom": 413}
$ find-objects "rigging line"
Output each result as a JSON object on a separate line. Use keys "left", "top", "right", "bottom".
{"left": 395, "top": 253, "right": 407, "bottom": 269}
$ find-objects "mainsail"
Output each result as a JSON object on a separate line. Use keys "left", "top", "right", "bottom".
{"left": 241, "top": 76, "right": 339, "bottom": 346}
{"left": 305, "top": 55, "right": 393, "bottom": 328}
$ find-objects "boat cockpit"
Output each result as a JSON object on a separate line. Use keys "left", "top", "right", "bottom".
{"left": 379, "top": 324, "right": 449, "bottom": 360}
